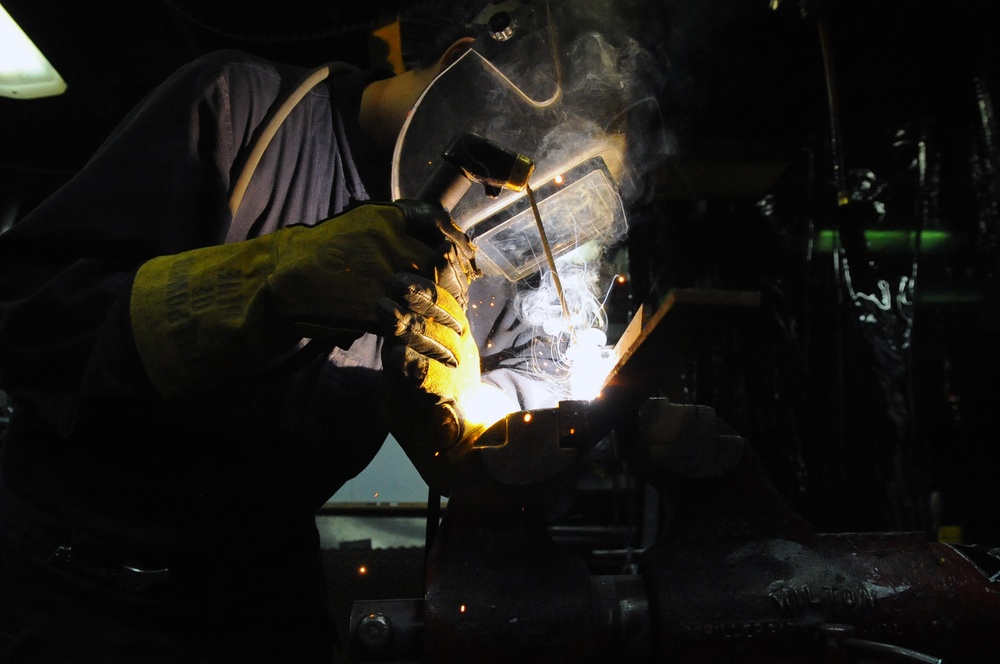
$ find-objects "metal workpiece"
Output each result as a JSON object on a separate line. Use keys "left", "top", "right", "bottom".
{"left": 467, "top": 394, "right": 749, "bottom": 485}
{"left": 470, "top": 400, "right": 595, "bottom": 485}
{"left": 600, "top": 288, "right": 762, "bottom": 405}
{"left": 464, "top": 288, "right": 765, "bottom": 487}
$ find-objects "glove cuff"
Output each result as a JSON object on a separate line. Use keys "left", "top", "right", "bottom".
{"left": 129, "top": 236, "right": 281, "bottom": 399}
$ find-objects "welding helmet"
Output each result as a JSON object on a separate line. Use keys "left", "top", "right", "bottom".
{"left": 392, "top": 0, "right": 632, "bottom": 282}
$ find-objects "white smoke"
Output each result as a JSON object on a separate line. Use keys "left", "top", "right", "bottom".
{"left": 515, "top": 259, "right": 620, "bottom": 400}
{"left": 507, "top": 0, "right": 668, "bottom": 401}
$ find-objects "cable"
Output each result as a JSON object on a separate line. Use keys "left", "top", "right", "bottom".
{"left": 225, "top": 60, "right": 352, "bottom": 367}
{"left": 228, "top": 63, "right": 338, "bottom": 217}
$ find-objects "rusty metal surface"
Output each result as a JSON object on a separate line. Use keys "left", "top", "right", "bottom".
{"left": 642, "top": 531, "right": 1000, "bottom": 663}
{"left": 638, "top": 400, "right": 1000, "bottom": 663}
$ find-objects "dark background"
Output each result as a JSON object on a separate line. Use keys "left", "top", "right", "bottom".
{"left": 2, "top": 0, "right": 999, "bottom": 542}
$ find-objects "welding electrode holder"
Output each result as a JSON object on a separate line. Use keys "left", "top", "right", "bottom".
{"left": 415, "top": 131, "right": 534, "bottom": 213}
{"left": 394, "top": 132, "right": 534, "bottom": 476}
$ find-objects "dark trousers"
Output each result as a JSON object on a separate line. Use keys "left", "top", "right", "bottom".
{"left": 0, "top": 511, "right": 337, "bottom": 663}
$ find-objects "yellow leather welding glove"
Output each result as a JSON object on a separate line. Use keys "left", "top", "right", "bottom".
{"left": 380, "top": 273, "right": 481, "bottom": 400}
{"left": 378, "top": 273, "right": 484, "bottom": 464}
{"left": 130, "top": 201, "right": 455, "bottom": 399}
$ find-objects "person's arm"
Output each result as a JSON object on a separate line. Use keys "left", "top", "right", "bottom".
{"left": 0, "top": 52, "right": 298, "bottom": 436}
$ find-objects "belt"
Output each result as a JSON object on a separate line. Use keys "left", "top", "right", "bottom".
{"left": 46, "top": 543, "right": 171, "bottom": 593}
{"left": 0, "top": 495, "right": 170, "bottom": 594}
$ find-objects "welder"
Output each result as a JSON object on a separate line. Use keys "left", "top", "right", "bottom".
{"left": 0, "top": 6, "right": 538, "bottom": 662}
{"left": 0, "top": 0, "right": 649, "bottom": 659}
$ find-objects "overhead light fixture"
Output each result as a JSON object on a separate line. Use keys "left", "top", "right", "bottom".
{"left": 0, "top": 3, "right": 66, "bottom": 99}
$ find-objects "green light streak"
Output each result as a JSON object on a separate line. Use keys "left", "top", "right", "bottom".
{"left": 814, "top": 230, "right": 957, "bottom": 253}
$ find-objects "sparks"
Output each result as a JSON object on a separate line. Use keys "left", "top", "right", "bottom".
{"left": 516, "top": 262, "right": 619, "bottom": 401}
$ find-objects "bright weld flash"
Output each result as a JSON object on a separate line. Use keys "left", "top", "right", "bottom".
{"left": 459, "top": 383, "right": 518, "bottom": 432}
{"left": 567, "top": 328, "right": 618, "bottom": 401}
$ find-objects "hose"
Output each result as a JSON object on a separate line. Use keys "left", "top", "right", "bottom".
{"left": 228, "top": 62, "right": 341, "bottom": 218}
{"left": 225, "top": 60, "right": 352, "bottom": 369}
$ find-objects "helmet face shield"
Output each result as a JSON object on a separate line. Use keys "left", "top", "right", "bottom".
{"left": 468, "top": 150, "right": 625, "bottom": 281}
{"left": 392, "top": 0, "right": 630, "bottom": 281}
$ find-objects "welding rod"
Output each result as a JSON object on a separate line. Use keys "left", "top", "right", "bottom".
{"left": 525, "top": 184, "right": 572, "bottom": 328}
{"left": 415, "top": 132, "right": 572, "bottom": 329}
